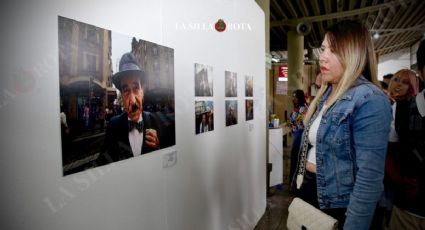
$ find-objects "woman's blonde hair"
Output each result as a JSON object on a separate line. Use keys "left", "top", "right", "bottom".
{"left": 304, "top": 20, "right": 379, "bottom": 123}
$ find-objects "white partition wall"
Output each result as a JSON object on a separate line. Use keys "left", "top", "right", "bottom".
{"left": 0, "top": 1, "right": 266, "bottom": 230}
{"left": 268, "top": 127, "right": 283, "bottom": 187}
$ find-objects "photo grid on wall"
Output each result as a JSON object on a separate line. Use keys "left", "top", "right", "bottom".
{"left": 58, "top": 16, "right": 175, "bottom": 176}
{"left": 245, "top": 75, "right": 254, "bottom": 121}
{"left": 225, "top": 71, "right": 238, "bottom": 127}
{"left": 194, "top": 63, "right": 214, "bottom": 135}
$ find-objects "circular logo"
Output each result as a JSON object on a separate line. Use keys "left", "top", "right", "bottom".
{"left": 215, "top": 19, "right": 226, "bottom": 32}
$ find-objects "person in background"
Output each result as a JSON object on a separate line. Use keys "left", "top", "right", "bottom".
{"left": 292, "top": 20, "right": 392, "bottom": 229}
{"left": 60, "top": 106, "right": 69, "bottom": 133}
{"left": 388, "top": 40, "right": 425, "bottom": 230}
{"left": 226, "top": 105, "right": 237, "bottom": 126}
{"left": 310, "top": 72, "right": 322, "bottom": 101}
{"left": 388, "top": 69, "right": 419, "bottom": 103}
{"left": 371, "top": 69, "right": 419, "bottom": 229}
{"left": 83, "top": 104, "right": 90, "bottom": 128}
{"left": 246, "top": 100, "right": 254, "bottom": 120}
{"left": 208, "top": 110, "right": 214, "bottom": 131}
{"left": 288, "top": 89, "right": 308, "bottom": 186}
{"left": 315, "top": 72, "right": 323, "bottom": 88}
{"left": 380, "top": 80, "right": 388, "bottom": 91}
{"left": 60, "top": 106, "right": 71, "bottom": 153}
{"left": 199, "top": 113, "right": 209, "bottom": 133}
{"left": 383, "top": 73, "right": 394, "bottom": 87}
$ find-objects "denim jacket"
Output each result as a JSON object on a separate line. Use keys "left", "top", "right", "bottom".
{"left": 314, "top": 76, "right": 392, "bottom": 229}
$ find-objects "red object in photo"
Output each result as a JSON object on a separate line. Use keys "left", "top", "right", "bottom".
{"left": 215, "top": 19, "right": 226, "bottom": 32}
{"left": 279, "top": 66, "right": 287, "bottom": 78}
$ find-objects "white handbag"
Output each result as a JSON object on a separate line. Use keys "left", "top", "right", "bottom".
{"left": 287, "top": 197, "right": 338, "bottom": 230}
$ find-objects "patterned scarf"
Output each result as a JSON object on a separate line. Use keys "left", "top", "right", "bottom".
{"left": 295, "top": 108, "right": 320, "bottom": 189}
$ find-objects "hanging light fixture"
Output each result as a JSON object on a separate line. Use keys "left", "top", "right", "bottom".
{"left": 373, "top": 33, "right": 380, "bottom": 39}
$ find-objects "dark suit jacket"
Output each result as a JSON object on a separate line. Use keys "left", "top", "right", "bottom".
{"left": 393, "top": 97, "right": 425, "bottom": 216}
{"left": 96, "top": 111, "right": 161, "bottom": 166}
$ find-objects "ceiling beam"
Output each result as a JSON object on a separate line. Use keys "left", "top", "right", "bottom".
{"left": 337, "top": 0, "right": 344, "bottom": 12}
{"left": 376, "top": 37, "right": 419, "bottom": 52}
{"left": 373, "top": 7, "right": 397, "bottom": 50}
{"left": 370, "top": 23, "right": 425, "bottom": 32}
{"left": 270, "top": 0, "right": 415, "bottom": 27}
{"left": 299, "top": 0, "right": 319, "bottom": 43}
{"left": 312, "top": 0, "right": 324, "bottom": 36}
{"left": 349, "top": 0, "right": 357, "bottom": 11}
{"left": 379, "top": 0, "right": 423, "bottom": 51}
{"left": 323, "top": 0, "right": 332, "bottom": 35}
{"left": 282, "top": 0, "right": 298, "bottom": 19}
{"left": 270, "top": 0, "right": 287, "bottom": 20}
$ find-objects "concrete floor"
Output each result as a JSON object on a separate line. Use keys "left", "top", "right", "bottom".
{"left": 254, "top": 143, "right": 293, "bottom": 230}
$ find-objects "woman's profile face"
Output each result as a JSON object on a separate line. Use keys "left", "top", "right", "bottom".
{"left": 319, "top": 34, "right": 344, "bottom": 85}
{"left": 293, "top": 94, "right": 299, "bottom": 105}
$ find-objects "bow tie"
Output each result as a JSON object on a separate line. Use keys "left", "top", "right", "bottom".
{"left": 128, "top": 120, "right": 143, "bottom": 132}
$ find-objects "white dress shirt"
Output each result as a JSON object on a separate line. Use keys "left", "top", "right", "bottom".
{"left": 416, "top": 89, "right": 425, "bottom": 117}
{"left": 388, "top": 103, "right": 399, "bottom": 142}
{"left": 307, "top": 105, "right": 327, "bottom": 165}
{"left": 128, "top": 115, "right": 143, "bottom": 157}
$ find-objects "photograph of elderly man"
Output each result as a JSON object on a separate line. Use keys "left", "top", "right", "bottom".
{"left": 59, "top": 16, "right": 175, "bottom": 175}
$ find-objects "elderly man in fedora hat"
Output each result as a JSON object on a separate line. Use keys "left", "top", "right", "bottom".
{"left": 97, "top": 52, "right": 161, "bottom": 166}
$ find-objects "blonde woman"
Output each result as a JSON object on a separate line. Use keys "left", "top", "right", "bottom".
{"left": 387, "top": 69, "right": 419, "bottom": 146}
{"left": 388, "top": 46, "right": 425, "bottom": 228}
{"left": 293, "top": 20, "right": 392, "bottom": 229}
{"left": 387, "top": 69, "right": 419, "bottom": 154}
{"left": 371, "top": 69, "right": 419, "bottom": 229}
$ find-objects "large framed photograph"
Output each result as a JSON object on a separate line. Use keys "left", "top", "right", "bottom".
{"left": 59, "top": 16, "right": 175, "bottom": 176}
